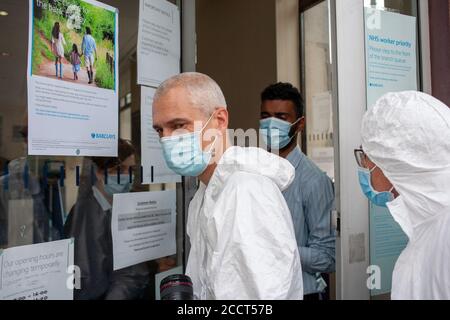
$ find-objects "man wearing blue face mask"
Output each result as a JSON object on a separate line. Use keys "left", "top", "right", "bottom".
{"left": 153, "top": 73, "right": 303, "bottom": 300}
{"left": 259, "top": 83, "right": 336, "bottom": 300}
{"left": 64, "top": 139, "right": 150, "bottom": 300}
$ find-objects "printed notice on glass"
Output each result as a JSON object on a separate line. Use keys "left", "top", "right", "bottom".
{"left": 137, "top": 0, "right": 180, "bottom": 87}
{"left": 27, "top": 0, "right": 119, "bottom": 156}
{"left": 112, "top": 191, "right": 177, "bottom": 271}
{"left": 141, "top": 86, "right": 181, "bottom": 184}
{"left": 0, "top": 239, "right": 74, "bottom": 300}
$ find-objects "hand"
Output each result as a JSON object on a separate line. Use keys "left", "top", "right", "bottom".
{"left": 157, "top": 257, "right": 177, "bottom": 273}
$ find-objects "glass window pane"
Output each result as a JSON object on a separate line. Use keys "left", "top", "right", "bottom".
{"left": 302, "top": 0, "right": 335, "bottom": 181}
{"left": 0, "top": 0, "right": 184, "bottom": 300}
{"left": 120, "top": 108, "right": 132, "bottom": 140}
{"left": 364, "top": 0, "right": 418, "bottom": 16}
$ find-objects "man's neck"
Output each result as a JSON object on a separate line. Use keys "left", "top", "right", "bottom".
{"left": 199, "top": 138, "right": 231, "bottom": 185}
{"left": 279, "top": 140, "right": 298, "bottom": 159}
{"left": 199, "top": 163, "right": 218, "bottom": 186}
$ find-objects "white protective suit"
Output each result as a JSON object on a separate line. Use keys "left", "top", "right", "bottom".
{"left": 186, "top": 146, "right": 303, "bottom": 300}
{"left": 361, "top": 91, "right": 450, "bottom": 300}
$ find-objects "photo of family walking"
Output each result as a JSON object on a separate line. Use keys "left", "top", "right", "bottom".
{"left": 31, "top": 0, "right": 116, "bottom": 90}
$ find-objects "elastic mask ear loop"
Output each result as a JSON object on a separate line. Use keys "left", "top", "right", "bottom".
{"left": 200, "top": 112, "right": 218, "bottom": 155}
{"left": 200, "top": 112, "right": 216, "bottom": 133}
{"left": 206, "top": 135, "right": 218, "bottom": 154}
{"left": 291, "top": 117, "right": 303, "bottom": 127}
{"left": 288, "top": 117, "right": 303, "bottom": 139}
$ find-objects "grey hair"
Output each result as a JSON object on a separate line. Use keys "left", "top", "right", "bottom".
{"left": 154, "top": 72, "right": 227, "bottom": 115}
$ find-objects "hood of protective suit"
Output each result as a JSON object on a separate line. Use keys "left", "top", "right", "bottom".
{"left": 210, "top": 146, "right": 295, "bottom": 195}
{"left": 361, "top": 91, "right": 450, "bottom": 238}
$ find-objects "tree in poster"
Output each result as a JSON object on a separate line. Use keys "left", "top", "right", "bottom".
{"left": 31, "top": 0, "right": 116, "bottom": 90}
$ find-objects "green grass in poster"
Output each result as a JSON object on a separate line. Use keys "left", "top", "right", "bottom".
{"left": 31, "top": 0, "right": 116, "bottom": 90}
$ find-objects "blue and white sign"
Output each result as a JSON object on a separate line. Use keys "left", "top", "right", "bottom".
{"left": 0, "top": 239, "right": 74, "bottom": 300}
{"left": 365, "top": 8, "right": 418, "bottom": 107}
{"left": 364, "top": 8, "right": 417, "bottom": 296}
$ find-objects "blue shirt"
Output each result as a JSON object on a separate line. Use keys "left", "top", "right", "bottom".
{"left": 283, "top": 146, "right": 336, "bottom": 295}
{"left": 82, "top": 34, "right": 97, "bottom": 57}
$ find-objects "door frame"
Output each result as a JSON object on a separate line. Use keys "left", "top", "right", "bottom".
{"left": 332, "top": 0, "right": 432, "bottom": 300}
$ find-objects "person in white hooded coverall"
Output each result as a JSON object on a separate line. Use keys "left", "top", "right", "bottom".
{"left": 152, "top": 72, "right": 303, "bottom": 300}
{"left": 358, "top": 91, "right": 450, "bottom": 300}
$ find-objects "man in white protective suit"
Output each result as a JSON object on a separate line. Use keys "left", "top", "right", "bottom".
{"left": 152, "top": 72, "right": 303, "bottom": 300}
{"left": 356, "top": 91, "right": 450, "bottom": 300}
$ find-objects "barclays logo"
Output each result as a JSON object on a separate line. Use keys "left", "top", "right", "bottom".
{"left": 91, "top": 133, "right": 116, "bottom": 140}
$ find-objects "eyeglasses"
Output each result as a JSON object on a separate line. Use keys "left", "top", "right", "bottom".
{"left": 354, "top": 148, "right": 368, "bottom": 168}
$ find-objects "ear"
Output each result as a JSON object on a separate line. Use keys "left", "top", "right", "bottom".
{"left": 294, "top": 117, "right": 305, "bottom": 134}
{"left": 215, "top": 107, "right": 229, "bottom": 131}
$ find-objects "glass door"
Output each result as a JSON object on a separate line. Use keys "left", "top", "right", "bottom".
{"left": 0, "top": 0, "right": 185, "bottom": 300}
{"left": 363, "top": 0, "right": 420, "bottom": 300}
{"left": 300, "top": 0, "right": 337, "bottom": 300}
{"left": 301, "top": 0, "right": 335, "bottom": 182}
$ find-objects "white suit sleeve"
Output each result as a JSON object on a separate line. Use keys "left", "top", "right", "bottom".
{"left": 208, "top": 172, "right": 303, "bottom": 300}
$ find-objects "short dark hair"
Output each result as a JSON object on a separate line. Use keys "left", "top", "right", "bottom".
{"left": 91, "top": 139, "right": 136, "bottom": 171}
{"left": 261, "top": 83, "right": 304, "bottom": 118}
{"left": 86, "top": 27, "right": 91, "bottom": 35}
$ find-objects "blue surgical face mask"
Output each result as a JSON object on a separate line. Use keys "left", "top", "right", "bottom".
{"left": 358, "top": 167, "right": 394, "bottom": 208}
{"left": 260, "top": 117, "right": 302, "bottom": 150}
{"left": 104, "top": 174, "right": 134, "bottom": 196}
{"left": 160, "top": 114, "right": 217, "bottom": 177}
